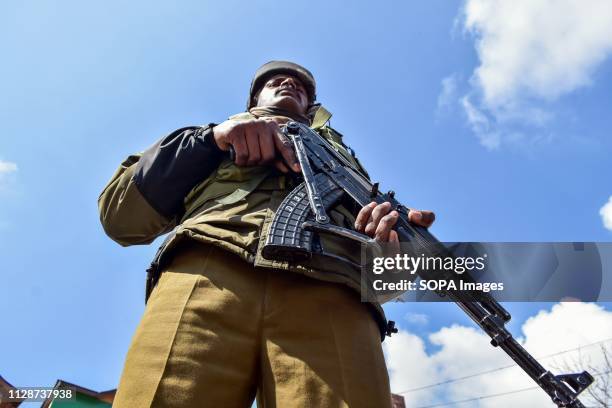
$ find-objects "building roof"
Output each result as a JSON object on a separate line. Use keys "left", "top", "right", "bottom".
{"left": 40, "top": 380, "right": 115, "bottom": 408}
{"left": 391, "top": 393, "right": 406, "bottom": 408}
{"left": 0, "top": 375, "right": 23, "bottom": 408}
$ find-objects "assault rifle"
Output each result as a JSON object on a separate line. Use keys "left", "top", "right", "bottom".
{"left": 260, "top": 121, "right": 594, "bottom": 408}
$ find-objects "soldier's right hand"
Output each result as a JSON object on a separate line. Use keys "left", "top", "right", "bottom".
{"left": 212, "top": 119, "right": 301, "bottom": 173}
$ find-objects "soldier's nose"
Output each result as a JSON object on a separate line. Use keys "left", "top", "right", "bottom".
{"left": 281, "top": 77, "right": 297, "bottom": 88}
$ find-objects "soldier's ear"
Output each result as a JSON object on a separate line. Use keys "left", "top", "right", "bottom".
{"left": 255, "top": 87, "right": 268, "bottom": 106}
{"left": 252, "top": 90, "right": 261, "bottom": 106}
{"left": 247, "top": 87, "right": 263, "bottom": 110}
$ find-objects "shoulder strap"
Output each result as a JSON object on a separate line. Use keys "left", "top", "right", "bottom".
{"left": 311, "top": 105, "right": 333, "bottom": 129}
{"left": 228, "top": 112, "right": 255, "bottom": 121}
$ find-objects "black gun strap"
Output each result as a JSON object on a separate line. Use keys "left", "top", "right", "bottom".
{"left": 145, "top": 227, "right": 179, "bottom": 303}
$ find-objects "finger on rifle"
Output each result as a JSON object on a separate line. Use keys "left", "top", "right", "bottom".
{"left": 389, "top": 230, "right": 400, "bottom": 255}
{"left": 355, "top": 202, "right": 377, "bottom": 232}
{"left": 230, "top": 130, "right": 248, "bottom": 166}
{"left": 262, "top": 116, "right": 288, "bottom": 126}
{"left": 375, "top": 210, "right": 399, "bottom": 243}
{"left": 408, "top": 209, "right": 435, "bottom": 228}
{"left": 271, "top": 123, "right": 301, "bottom": 172}
{"left": 365, "top": 202, "right": 392, "bottom": 237}
{"left": 274, "top": 159, "right": 289, "bottom": 173}
{"left": 257, "top": 121, "right": 276, "bottom": 165}
{"left": 244, "top": 124, "right": 262, "bottom": 166}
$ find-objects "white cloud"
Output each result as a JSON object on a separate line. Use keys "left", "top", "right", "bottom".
{"left": 385, "top": 330, "right": 442, "bottom": 407}
{"left": 461, "top": 96, "right": 500, "bottom": 150}
{"left": 0, "top": 159, "right": 18, "bottom": 194}
{"left": 600, "top": 196, "right": 612, "bottom": 231}
{"left": 385, "top": 303, "right": 612, "bottom": 407}
{"left": 405, "top": 312, "right": 429, "bottom": 325}
{"left": 437, "top": 75, "right": 459, "bottom": 111}
{"left": 0, "top": 160, "right": 17, "bottom": 175}
{"left": 459, "top": 0, "right": 612, "bottom": 148}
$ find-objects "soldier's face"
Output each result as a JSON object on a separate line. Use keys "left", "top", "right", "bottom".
{"left": 255, "top": 74, "right": 310, "bottom": 114}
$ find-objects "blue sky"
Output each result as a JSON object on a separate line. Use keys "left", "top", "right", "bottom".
{"left": 1, "top": 1, "right": 611, "bottom": 406}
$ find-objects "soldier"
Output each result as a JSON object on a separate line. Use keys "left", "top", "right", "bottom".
{"left": 99, "top": 61, "right": 434, "bottom": 407}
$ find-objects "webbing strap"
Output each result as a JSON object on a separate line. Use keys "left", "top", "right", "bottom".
{"left": 216, "top": 171, "right": 270, "bottom": 205}
{"left": 311, "top": 105, "right": 332, "bottom": 129}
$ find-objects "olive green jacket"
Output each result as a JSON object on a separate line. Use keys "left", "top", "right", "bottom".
{"left": 98, "top": 107, "right": 389, "bottom": 338}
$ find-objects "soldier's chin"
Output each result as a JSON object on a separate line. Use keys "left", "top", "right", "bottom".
{"left": 273, "top": 96, "right": 301, "bottom": 112}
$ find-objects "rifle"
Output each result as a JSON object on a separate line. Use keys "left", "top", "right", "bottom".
{"left": 260, "top": 121, "right": 594, "bottom": 408}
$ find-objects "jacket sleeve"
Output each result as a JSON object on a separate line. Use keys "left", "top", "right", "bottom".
{"left": 98, "top": 125, "right": 224, "bottom": 246}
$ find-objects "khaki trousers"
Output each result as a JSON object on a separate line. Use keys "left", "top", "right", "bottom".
{"left": 113, "top": 243, "right": 391, "bottom": 408}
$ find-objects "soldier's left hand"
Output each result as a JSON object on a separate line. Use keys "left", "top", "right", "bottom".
{"left": 354, "top": 202, "right": 435, "bottom": 244}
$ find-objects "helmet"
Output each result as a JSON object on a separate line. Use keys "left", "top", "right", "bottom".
{"left": 247, "top": 60, "right": 316, "bottom": 109}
